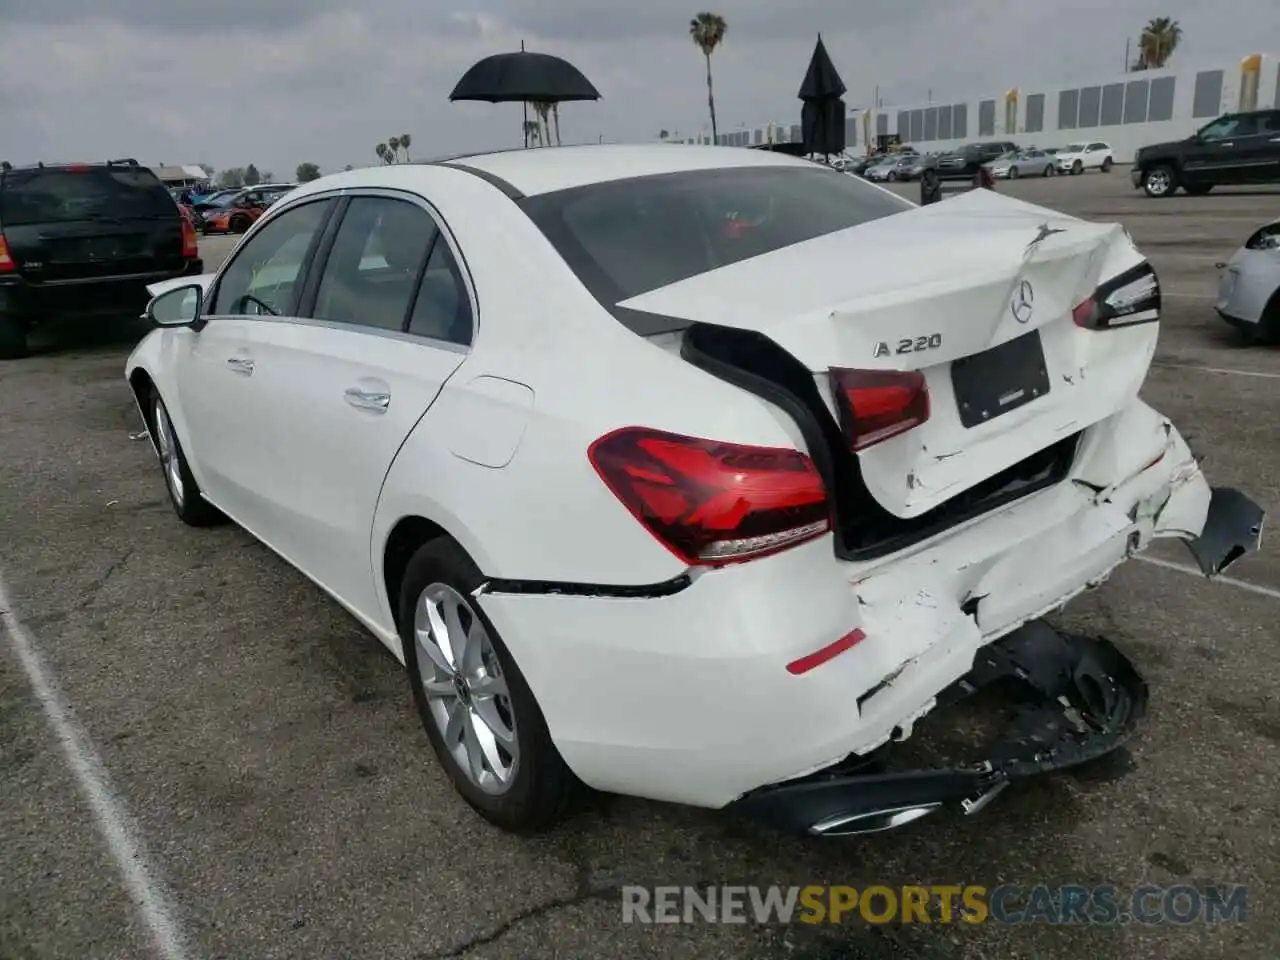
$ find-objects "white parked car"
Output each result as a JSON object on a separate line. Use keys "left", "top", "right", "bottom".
{"left": 1054, "top": 141, "right": 1115, "bottom": 174}
{"left": 127, "top": 145, "right": 1262, "bottom": 837}
{"left": 1216, "top": 217, "right": 1280, "bottom": 344}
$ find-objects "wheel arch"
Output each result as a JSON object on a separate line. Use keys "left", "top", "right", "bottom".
{"left": 127, "top": 367, "right": 162, "bottom": 458}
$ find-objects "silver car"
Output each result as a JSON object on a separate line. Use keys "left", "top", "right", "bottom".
{"left": 985, "top": 149, "right": 1057, "bottom": 179}
{"left": 1216, "top": 219, "right": 1280, "bottom": 344}
{"left": 866, "top": 153, "right": 920, "bottom": 182}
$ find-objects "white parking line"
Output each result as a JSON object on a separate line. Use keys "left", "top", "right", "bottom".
{"left": 1151, "top": 362, "right": 1280, "bottom": 380}
{"left": 1135, "top": 555, "right": 1280, "bottom": 601}
{"left": 0, "top": 573, "right": 189, "bottom": 960}
{"left": 1162, "top": 292, "right": 1217, "bottom": 300}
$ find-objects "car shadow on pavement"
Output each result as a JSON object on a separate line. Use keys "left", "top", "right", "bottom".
{"left": 24, "top": 311, "right": 151, "bottom": 359}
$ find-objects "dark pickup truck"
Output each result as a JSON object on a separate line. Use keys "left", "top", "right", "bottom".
{"left": 0, "top": 159, "right": 203, "bottom": 358}
{"left": 929, "top": 140, "right": 1019, "bottom": 180}
{"left": 1132, "top": 110, "right": 1280, "bottom": 197}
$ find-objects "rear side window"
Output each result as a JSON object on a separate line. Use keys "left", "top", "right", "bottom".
{"left": 520, "top": 165, "right": 911, "bottom": 306}
{"left": 0, "top": 167, "right": 176, "bottom": 226}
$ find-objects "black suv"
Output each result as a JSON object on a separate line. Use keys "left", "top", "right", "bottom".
{"left": 930, "top": 140, "right": 1019, "bottom": 180}
{"left": 1132, "top": 110, "right": 1280, "bottom": 197}
{"left": 0, "top": 159, "right": 203, "bottom": 358}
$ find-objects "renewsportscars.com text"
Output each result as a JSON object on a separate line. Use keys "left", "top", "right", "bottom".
{"left": 621, "top": 884, "right": 1248, "bottom": 926}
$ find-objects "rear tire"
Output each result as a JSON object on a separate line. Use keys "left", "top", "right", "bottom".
{"left": 400, "top": 538, "right": 578, "bottom": 833}
{"left": 150, "top": 389, "right": 226, "bottom": 526}
{"left": 1101, "top": 157, "right": 1113, "bottom": 172}
{"left": 1045, "top": 165, "right": 1055, "bottom": 177}
{"left": 0, "top": 311, "right": 28, "bottom": 360}
{"left": 229, "top": 213, "right": 250, "bottom": 234}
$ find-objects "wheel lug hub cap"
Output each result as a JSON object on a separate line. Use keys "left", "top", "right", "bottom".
{"left": 453, "top": 673, "right": 471, "bottom": 706}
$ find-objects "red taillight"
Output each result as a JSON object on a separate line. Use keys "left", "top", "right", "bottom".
{"left": 829, "top": 368, "right": 930, "bottom": 451}
{"left": 180, "top": 217, "right": 198, "bottom": 258}
{"left": 63, "top": 164, "right": 91, "bottom": 173}
{"left": 0, "top": 235, "right": 13, "bottom": 273}
{"left": 1072, "top": 298, "right": 1097, "bottom": 328}
{"left": 588, "top": 427, "right": 831, "bottom": 566}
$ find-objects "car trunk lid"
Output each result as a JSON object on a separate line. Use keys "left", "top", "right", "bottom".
{"left": 621, "top": 189, "right": 1154, "bottom": 519}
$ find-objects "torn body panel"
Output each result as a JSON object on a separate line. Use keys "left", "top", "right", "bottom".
{"left": 476, "top": 389, "right": 1263, "bottom": 814}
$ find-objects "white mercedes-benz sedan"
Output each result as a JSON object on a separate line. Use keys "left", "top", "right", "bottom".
{"left": 126, "top": 145, "right": 1263, "bottom": 838}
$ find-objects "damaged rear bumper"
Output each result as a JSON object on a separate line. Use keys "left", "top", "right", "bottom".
{"left": 1184, "top": 486, "right": 1265, "bottom": 576}
{"left": 725, "top": 620, "right": 1147, "bottom": 836}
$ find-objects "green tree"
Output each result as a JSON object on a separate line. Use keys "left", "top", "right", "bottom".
{"left": 243, "top": 163, "right": 261, "bottom": 186}
{"left": 217, "top": 167, "right": 245, "bottom": 188}
{"left": 1137, "top": 17, "right": 1182, "bottom": 69}
{"left": 689, "top": 12, "right": 727, "bottom": 144}
{"left": 296, "top": 162, "right": 321, "bottom": 182}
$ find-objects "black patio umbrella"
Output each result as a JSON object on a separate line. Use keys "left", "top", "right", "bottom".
{"left": 798, "top": 34, "right": 847, "bottom": 159}
{"left": 450, "top": 44, "right": 600, "bottom": 148}
{"left": 449, "top": 48, "right": 600, "bottom": 104}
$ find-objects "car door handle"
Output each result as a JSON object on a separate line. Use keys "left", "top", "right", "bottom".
{"left": 1270, "top": 137, "right": 1280, "bottom": 142}
{"left": 344, "top": 387, "right": 391, "bottom": 411}
{"left": 226, "top": 356, "right": 254, "bottom": 375}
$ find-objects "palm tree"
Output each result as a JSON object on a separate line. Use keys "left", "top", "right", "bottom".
{"left": 523, "top": 119, "right": 543, "bottom": 146}
{"left": 1138, "top": 17, "right": 1182, "bottom": 69}
{"left": 374, "top": 142, "right": 389, "bottom": 164}
{"left": 399, "top": 133, "right": 412, "bottom": 161}
{"left": 531, "top": 101, "right": 553, "bottom": 147}
{"left": 551, "top": 104, "right": 562, "bottom": 146}
{"left": 388, "top": 136, "right": 401, "bottom": 163}
{"left": 689, "top": 12, "right": 727, "bottom": 144}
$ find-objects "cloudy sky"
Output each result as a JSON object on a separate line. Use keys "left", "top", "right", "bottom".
{"left": 1, "top": 1, "right": 1276, "bottom": 177}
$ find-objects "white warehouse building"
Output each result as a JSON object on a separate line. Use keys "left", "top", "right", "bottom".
{"left": 680, "top": 53, "right": 1280, "bottom": 160}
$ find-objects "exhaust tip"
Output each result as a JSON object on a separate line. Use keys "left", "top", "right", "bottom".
{"left": 809, "top": 802, "right": 942, "bottom": 837}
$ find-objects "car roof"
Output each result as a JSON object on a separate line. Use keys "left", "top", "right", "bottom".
{"left": 439, "top": 143, "right": 821, "bottom": 197}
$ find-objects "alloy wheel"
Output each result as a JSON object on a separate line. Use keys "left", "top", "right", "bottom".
{"left": 153, "top": 401, "right": 184, "bottom": 508}
{"left": 413, "top": 583, "right": 519, "bottom": 794}
{"left": 1146, "top": 170, "right": 1172, "bottom": 196}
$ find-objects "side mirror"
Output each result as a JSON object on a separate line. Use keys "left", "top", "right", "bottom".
{"left": 146, "top": 283, "right": 205, "bottom": 330}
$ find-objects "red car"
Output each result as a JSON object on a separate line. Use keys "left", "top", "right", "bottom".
{"left": 200, "top": 189, "right": 272, "bottom": 235}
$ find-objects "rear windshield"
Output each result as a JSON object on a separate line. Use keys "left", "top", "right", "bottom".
{"left": 519, "top": 165, "right": 911, "bottom": 306}
{"left": 0, "top": 167, "right": 176, "bottom": 226}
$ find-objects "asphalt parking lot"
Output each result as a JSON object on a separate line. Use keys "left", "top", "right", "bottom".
{"left": 2, "top": 170, "right": 1278, "bottom": 960}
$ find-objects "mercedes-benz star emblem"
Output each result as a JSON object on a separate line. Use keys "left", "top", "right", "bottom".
{"left": 1011, "top": 280, "right": 1034, "bottom": 324}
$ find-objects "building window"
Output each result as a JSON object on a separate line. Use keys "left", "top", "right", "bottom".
{"left": 1078, "top": 86, "right": 1101, "bottom": 127}
{"left": 924, "top": 107, "right": 938, "bottom": 141}
{"left": 1025, "top": 93, "right": 1045, "bottom": 133}
{"left": 896, "top": 110, "right": 909, "bottom": 139}
{"left": 978, "top": 99, "right": 995, "bottom": 136}
{"left": 1148, "top": 76, "right": 1176, "bottom": 122}
{"left": 1100, "top": 83, "right": 1124, "bottom": 125}
{"left": 1193, "top": 70, "right": 1224, "bottom": 118}
{"left": 937, "top": 104, "right": 953, "bottom": 140}
{"left": 1123, "top": 79, "right": 1150, "bottom": 123}
{"left": 952, "top": 103, "right": 968, "bottom": 139}
{"left": 876, "top": 113, "right": 888, "bottom": 136}
{"left": 909, "top": 109, "right": 924, "bottom": 142}
{"left": 1058, "top": 89, "right": 1079, "bottom": 129}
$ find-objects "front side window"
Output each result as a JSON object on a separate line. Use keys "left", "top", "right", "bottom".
{"left": 520, "top": 165, "right": 911, "bottom": 308}
{"left": 311, "top": 197, "right": 438, "bottom": 332}
{"left": 208, "top": 199, "right": 332, "bottom": 316}
{"left": 1199, "top": 115, "right": 1257, "bottom": 141}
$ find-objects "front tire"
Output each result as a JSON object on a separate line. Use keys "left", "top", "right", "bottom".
{"left": 1143, "top": 165, "right": 1178, "bottom": 197}
{"left": 229, "top": 213, "right": 250, "bottom": 234}
{"left": 1045, "top": 165, "right": 1055, "bottom": 177}
{"left": 400, "top": 539, "right": 577, "bottom": 832}
{"left": 1008, "top": 166, "right": 1019, "bottom": 180}
{"left": 1072, "top": 159, "right": 1083, "bottom": 175}
{"left": 150, "top": 390, "right": 225, "bottom": 526}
